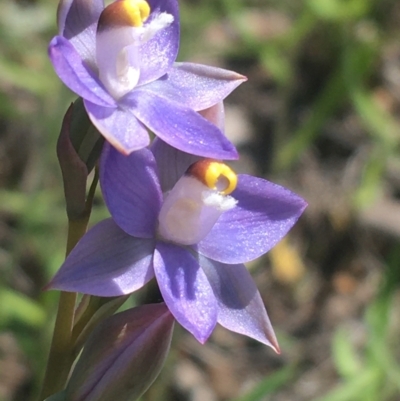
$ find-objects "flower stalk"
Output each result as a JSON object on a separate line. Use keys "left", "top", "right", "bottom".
{"left": 40, "top": 170, "right": 99, "bottom": 400}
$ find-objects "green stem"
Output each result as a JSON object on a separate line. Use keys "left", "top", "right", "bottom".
{"left": 39, "top": 221, "right": 86, "bottom": 400}
{"left": 39, "top": 170, "right": 99, "bottom": 400}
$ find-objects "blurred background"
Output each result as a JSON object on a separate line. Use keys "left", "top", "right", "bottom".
{"left": 1, "top": 0, "right": 400, "bottom": 400}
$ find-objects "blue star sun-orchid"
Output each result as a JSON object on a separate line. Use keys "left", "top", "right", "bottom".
{"left": 48, "top": 139, "right": 307, "bottom": 351}
{"left": 50, "top": 0, "right": 244, "bottom": 158}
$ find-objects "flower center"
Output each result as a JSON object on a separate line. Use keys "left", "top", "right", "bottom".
{"left": 157, "top": 160, "right": 238, "bottom": 246}
{"left": 96, "top": 0, "right": 173, "bottom": 99}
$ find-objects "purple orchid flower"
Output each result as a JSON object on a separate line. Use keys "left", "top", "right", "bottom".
{"left": 48, "top": 139, "right": 307, "bottom": 351}
{"left": 50, "top": 0, "right": 244, "bottom": 158}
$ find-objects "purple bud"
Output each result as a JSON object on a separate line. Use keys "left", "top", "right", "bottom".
{"left": 65, "top": 303, "right": 174, "bottom": 401}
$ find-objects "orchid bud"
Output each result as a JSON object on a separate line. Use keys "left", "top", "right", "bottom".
{"left": 57, "top": 98, "right": 103, "bottom": 220}
{"left": 65, "top": 303, "right": 174, "bottom": 401}
{"left": 57, "top": 102, "right": 87, "bottom": 220}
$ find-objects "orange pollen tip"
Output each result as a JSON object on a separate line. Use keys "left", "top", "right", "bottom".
{"left": 187, "top": 159, "right": 238, "bottom": 195}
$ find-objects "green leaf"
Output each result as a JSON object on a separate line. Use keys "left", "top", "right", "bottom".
{"left": 351, "top": 88, "right": 399, "bottom": 149}
{"left": 313, "top": 369, "right": 379, "bottom": 401}
{"left": 332, "top": 328, "right": 361, "bottom": 379}
{"left": 353, "top": 149, "right": 385, "bottom": 208}
{"left": 307, "top": 0, "right": 369, "bottom": 21}
{"left": 0, "top": 288, "right": 46, "bottom": 327}
{"left": 261, "top": 46, "right": 292, "bottom": 86}
{"left": 0, "top": 58, "right": 56, "bottom": 96}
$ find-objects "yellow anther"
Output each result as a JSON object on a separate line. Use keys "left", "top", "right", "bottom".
{"left": 205, "top": 162, "right": 237, "bottom": 195}
{"left": 98, "top": 0, "right": 150, "bottom": 29}
{"left": 121, "top": 0, "right": 150, "bottom": 27}
{"left": 187, "top": 159, "right": 238, "bottom": 195}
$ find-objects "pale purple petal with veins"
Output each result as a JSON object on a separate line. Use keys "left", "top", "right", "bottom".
{"left": 49, "top": 36, "right": 115, "bottom": 107}
{"left": 48, "top": 219, "right": 156, "bottom": 296}
{"left": 136, "top": 0, "right": 180, "bottom": 86}
{"left": 200, "top": 255, "right": 280, "bottom": 352}
{"left": 123, "top": 89, "right": 238, "bottom": 159}
{"left": 144, "top": 63, "right": 246, "bottom": 110}
{"left": 58, "top": 0, "right": 104, "bottom": 66}
{"left": 84, "top": 100, "right": 150, "bottom": 154}
{"left": 153, "top": 242, "right": 218, "bottom": 343}
{"left": 100, "top": 144, "right": 162, "bottom": 238}
{"left": 197, "top": 174, "right": 307, "bottom": 264}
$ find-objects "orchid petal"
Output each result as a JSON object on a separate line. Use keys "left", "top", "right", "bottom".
{"left": 197, "top": 175, "right": 307, "bottom": 264}
{"left": 49, "top": 36, "right": 115, "bottom": 107}
{"left": 154, "top": 242, "right": 218, "bottom": 343}
{"left": 199, "top": 102, "right": 225, "bottom": 131}
{"left": 84, "top": 100, "right": 150, "bottom": 154}
{"left": 151, "top": 138, "right": 201, "bottom": 193}
{"left": 145, "top": 63, "right": 246, "bottom": 110}
{"left": 123, "top": 89, "right": 238, "bottom": 160}
{"left": 100, "top": 144, "right": 162, "bottom": 238}
{"left": 137, "top": 0, "right": 180, "bottom": 86}
{"left": 200, "top": 256, "right": 279, "bottom": 352}
{"left": 47, "top": 219, "right": 155, "bottom": 296}
{"left": 57, "top": 0, "right": 104, "bottom": 66}
{"left": 150, "top": 102, "right": 225, "bottom": 192}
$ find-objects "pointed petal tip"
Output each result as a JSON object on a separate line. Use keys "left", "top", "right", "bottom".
{"left": 295, "top": 196, "right": 308, "bottom": 218}
{"left": 111, "top": 141, "right": 130, "bottom": 156}
{"left": 223, "top": 147, "right": 240, "bottom": 160}
{"left": 217, "top": 69, "right": 246, "bottom": 82}
{"left": 48, "top": 36, "right": 58, "bottom": 57}
{"left": 41, "top": 278, "right": 64, "bottom": 292}
{"left": 193, "top": 330, "right": 212, "bottom": 345}
{"left": 271, "top": 340, "right": 281, "bottom": 355}
{"left": 265, "top": 329, "right": 280, "bottom": 354}
{"left": 42, "top": 279, "right": 72, "bottom": 293}
{"left": 42, "top": 274, "right": 71, "bottom": 292}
